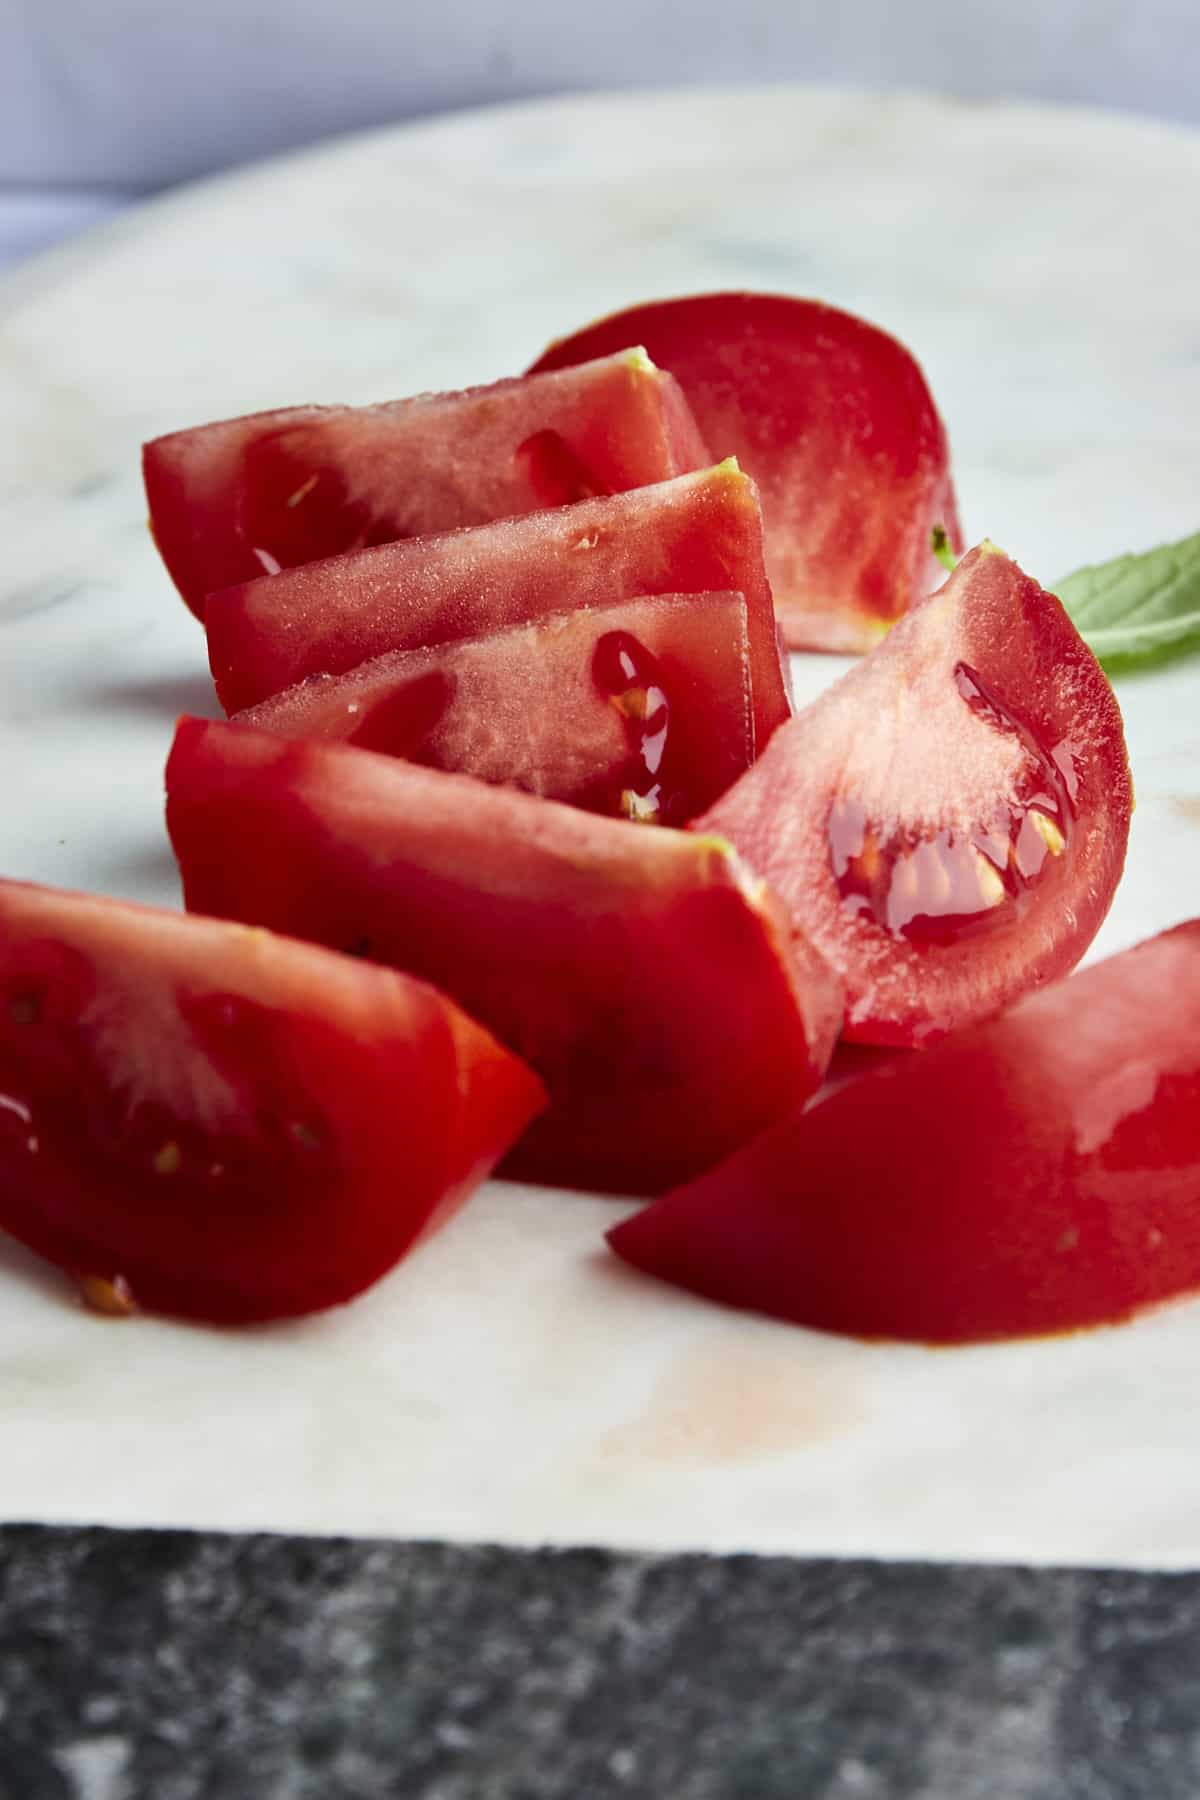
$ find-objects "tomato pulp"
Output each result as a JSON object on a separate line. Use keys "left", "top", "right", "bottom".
{"left": 166, "top": 719, "right": 843, "bottom": 1195}
{"left": 0, "top": 879, "right": 543, "bottom": 1321}
{"left": 609, "top": 923, "right": 1200, "bottom": 1344}
{"left": 144, "top": 350, "right": 709, "bottom": 619}
{"left": 696, "top": 544, "right": 1132, "bottom": 1045}
{"left": 235, "top": 591, "right": 755, "bottom": 824}
{"left": 530, "top": 292, "right": 962, "bottom": 651}
{"left": 205, "top": 461, "right": 790, "bottom": 750}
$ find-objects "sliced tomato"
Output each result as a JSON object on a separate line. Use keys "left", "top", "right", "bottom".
{"left": 166, "top": 719, "right": 843, "bottom": 1195}
{"left": 206, "top": 461, "right": 790, "bottom": 749}
{"left": 608, "top": 924, "right": 1200, "bottom": 1344}
{"left": 144, "top": 350, "right": 710, "bottom": 620}
{"left": 235, "top": 591, "right": 753, "bottom": 825}
{"left": 696, "top": 543, "right": 1132, "bottom": 1046}
{"left": 0, "top": 879, "right": 543, "bottom": 1322}
{"left": 530, "top": 291, "right": 962, "bottom": 652}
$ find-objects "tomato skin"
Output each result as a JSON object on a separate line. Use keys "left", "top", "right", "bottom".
{"left": 143, "top": 351, "right": 710, "bottom": 620}
{"left": 695, "top": 544, "right": 1132, "bottom": 1046}
{"left": 235, "top": 591, "right": 754, "bottom": 825}
{"left": 205, "top": 462, "right": 790, "bottom": 751}
{"left": 530, "top": 292, "right": 962, "bottom": 652}
{"left": 0, "top": 880, "right": 543, "bottom": 1323}
{"left": 608, "top": 924, "right": 1200, "bottom": 1344}
{"left": 166, "top": 718, "right": 843, "bottom": 1196}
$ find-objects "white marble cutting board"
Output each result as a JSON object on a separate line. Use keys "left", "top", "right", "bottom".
{"left": 1, "top": 86, "right": 1199, "bottom": 1567}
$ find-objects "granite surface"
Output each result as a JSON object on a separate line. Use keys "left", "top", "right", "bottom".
{"left": 1, "top": 88, "right": 1200, "bottom": 1566}
{"left": 7, "top": 1526, "right": 1200, "bottom": 1792}
{"left": 3, "top": 1525, "right": 1200, "bottom": 1799}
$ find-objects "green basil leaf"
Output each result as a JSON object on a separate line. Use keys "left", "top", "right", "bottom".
{"left": 1056, "top": 528, "right": 1200, "bottom": 669}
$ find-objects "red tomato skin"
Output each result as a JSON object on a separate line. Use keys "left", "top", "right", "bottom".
{"left": 608, "top": 923, "right": 1200, "bottom": 1344}
{"left": 0, "top": 880, "right": 543, "bottom": 1323}
{"left": 694, "top": 544, "right": 1132, "bottom": 1046}
{"left": 205, "top": 462, "right": 790, "bottom": 751}
{"left": 144, "top": 350, "right": 710, "bottom": 620}
{"left": 530, "top": 292, "right": 962, "bottom": 652}
{"left": 235, "top": 591, "right": 754, "bottom": 825}
{"left": 165, "top": 719, "right": 843, "bottom": 1196}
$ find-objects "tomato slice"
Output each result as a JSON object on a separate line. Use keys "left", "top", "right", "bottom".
{"left": 206, "top": 461, "right": 791, "bottom": 749}
{"left": 235, "top": 591, "right": 754, "bottom": 825}
{"left": 608, "top": 923, "right": 1200, "bottom": 1344}
{"left": 530, "top": 291, "right": 962, "bottom": 652}
{"left": 144, "top": 350, "right": 709, "bottom": 620}
{"left": 166, "top": 719, "right": 843, "bottom": 1195}
{"left": 0, "top": 879, "right": 543, "bottom": 1322}
{"left": 696, "top": 543, "right": 1132, "bottom": 1046}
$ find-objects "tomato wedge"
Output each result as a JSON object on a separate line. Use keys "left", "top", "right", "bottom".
{"left": 0, "top": 879, "right": 543, "bottom": 1322}
{"left": 166, "top": 719, "right": 843, "bottom": 1195}
{"left": 144, "top": 350, "right": 709, "bottom": 619}
{"left": 206, "top": 461, "right": 791, "bottom": 749}
{"left": 530, "top": 291, "right": 962, "bottom": 652}
{"left": 235, "top": 591, "right": 754, "bottom": 825}
{"left": 696, "top": 543, "right": 1132, "bottom": 1046}
{"left": 608, "top": 924, "right": 1200, "bottom": 1344}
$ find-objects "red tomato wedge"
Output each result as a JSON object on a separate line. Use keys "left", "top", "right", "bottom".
{"left": 0, "top": 879, "right": 543, "bottom": 1323}
{"left": 608, "top": 924, "right": 1200, "bottom": 1345}
{"left": 166, "top": 719, "right": 843, "bottom": 1195}
{"left": 235, "top": 591, "right": 753, "bottom": 825}
{"left": 206, "top": 461, "right": 790, "bottom": 748}
{"left": 696, "top": 544, "right": 1132, "bottom": 1046}
{"left": 530, "top": 292, "right": 962, "bottom": 652}
{"left": 144, "top": 350, "right": 709, "bottom": 620}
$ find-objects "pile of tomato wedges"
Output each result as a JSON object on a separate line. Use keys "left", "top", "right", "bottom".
{"left": 3, "top": 291, "right": 1196, "bottom": 1343}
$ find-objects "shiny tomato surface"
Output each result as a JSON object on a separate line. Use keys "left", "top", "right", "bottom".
{"left": 696, "top": 544, "right": 1132, "bottom": 1045}
{"left": 0, "top": 879, "right": 542, "bottom": 1322}
{"left": 144, "top": 350, "right": 709, "bottom": 619}
{"left": 166, "top": 719, "right": 842, "bottom": 1195}
{"left": 530, "top": 292, "right": 962, "bottom": 651}
{"left": 609, "top": 924, "right": 1200, "bottom": 1344}
{"left": 236, "top": 591, "right": 754, "bottom": 825}
{"left": 205, "top": 461, "right": 790, "bottom": 749}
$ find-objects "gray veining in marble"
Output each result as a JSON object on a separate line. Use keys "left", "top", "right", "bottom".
{"left": 5, "top": 1525, "right": 1200, "bottom": 1800}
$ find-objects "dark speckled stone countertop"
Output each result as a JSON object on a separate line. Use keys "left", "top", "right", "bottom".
{"left": 3, "top": 1528, "right": 1200, "bottom": 1798}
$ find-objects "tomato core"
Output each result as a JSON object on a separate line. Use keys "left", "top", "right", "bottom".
{"left": 826, "top": 660, "right": 1077, "bottom": 949}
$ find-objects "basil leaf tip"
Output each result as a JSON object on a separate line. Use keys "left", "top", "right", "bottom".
{"left": 1055, "top": 528, "right": 1200, "bottom": 670}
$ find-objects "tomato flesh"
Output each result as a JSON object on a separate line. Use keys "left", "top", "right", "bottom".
{"left": 530, "top": 291, "right": 962, "bottom": 652}
{"left": 206, "top": 461, "right": 790, "bottom": 750}
{"left": 235, "top": 591, "right": 754, "bottom": 824}
{"left": 0, "top": 880, "right": 543, "bottom": 1322}
{"left": 608, "top": 924, "right": 1200, "bottom": 1344}
{"left": 695, "top": 544, "right": 1132, "bottom": 1045}
{"left": 166, "top": 719, "right": 843, "bottom": 1195}
{"left": 144, "top": 350, "right": 709, "bottom": 620}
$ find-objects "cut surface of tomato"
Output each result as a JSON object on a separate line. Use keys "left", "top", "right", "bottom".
{"left": 0, "top": 879, "right": 543, "bottom": 1323}
{"left": 235, "top": 591, "right": 753, "bottom": 824}
{"left": 144, "top": 349, "right": 709, "bottom": 620}
{"left": 696, "top": 544, "right": 1132, "bottom": 1046}
{"left": 166, "top": 719, "right": 843, "bottom": 1195}
{"left": 206, "top": 460, "right": 790, "bottom": 748}
{"left": 530, "top": 291, "right": 962, "bottom": 652}
{"left": 608, "top": 923, "right": 1200, "bottom": 1345}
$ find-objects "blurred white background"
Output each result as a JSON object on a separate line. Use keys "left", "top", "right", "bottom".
{"left": 1, "top": 0, "right": 1198, "bottom": 266}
